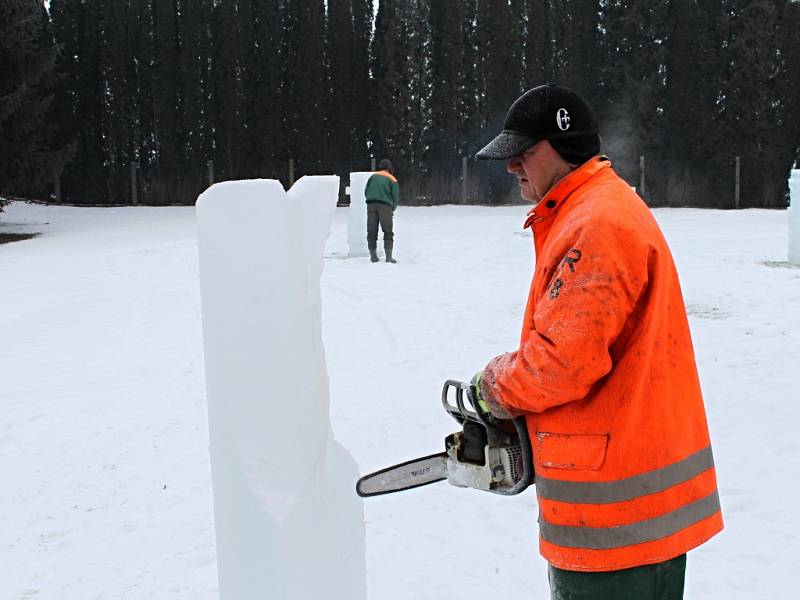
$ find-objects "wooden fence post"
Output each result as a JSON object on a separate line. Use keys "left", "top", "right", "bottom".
{"left": 289, "top": 159, "right": 295, "bottom": 187}
{"left": 370, "top": 157, "right": 376, "bottom": 171}
{"left": 734, "top": 156, "right": 741, "bottom": 209}
{"left": 462, "top": 157, "right": 468, "bottom": 204}
{"left": 54, "top": 170, "right": 62, "bottom": 204}
{"left": 130, "top": 161, "right": 138, "bottom": 206}
{"left": 639, "top": 155, "right": 646, "bottom": 198}
{"left": 207, "top": 160, "right": 215, "bottom": 185}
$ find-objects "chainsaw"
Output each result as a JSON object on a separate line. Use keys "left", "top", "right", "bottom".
{"left": 356, "top": 380, "right": 534, "bottom": 497}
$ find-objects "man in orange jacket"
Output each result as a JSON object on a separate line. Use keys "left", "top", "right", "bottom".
{"left": 474, "top": 84, "right": 722, "bottom": 599}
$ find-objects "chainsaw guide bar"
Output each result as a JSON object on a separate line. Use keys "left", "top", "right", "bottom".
{"left": 356, "top": 380, "right": 534, "bottom": 498}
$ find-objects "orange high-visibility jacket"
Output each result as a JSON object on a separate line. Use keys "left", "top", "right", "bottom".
{"left": 485, "top": 156, "right": 723, "bottom": 572}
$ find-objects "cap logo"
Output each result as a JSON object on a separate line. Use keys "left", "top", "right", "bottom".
{"left": 556, "top": 108, "right": 571, "bottom": 131}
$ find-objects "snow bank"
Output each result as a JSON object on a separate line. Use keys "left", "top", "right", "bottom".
{"left": 196, "top": 177, "right": 366, "bottom": 600}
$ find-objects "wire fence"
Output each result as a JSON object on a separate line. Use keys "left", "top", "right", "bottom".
{"left": 9, "top": 154, "right": 792, "bottom": 209}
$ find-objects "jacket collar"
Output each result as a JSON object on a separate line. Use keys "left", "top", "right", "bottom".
{"left": 524, "top": 156, "right": 610, "bottom": 229}
{"left": 375, "top": 170, "right": 398, "bottom": 183}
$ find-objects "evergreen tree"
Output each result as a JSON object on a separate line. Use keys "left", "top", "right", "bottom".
{"left": 371, "top": 0, "right": 430, "bottom": 185}
{"left": 723, "top": 0, "right": 782, "bottom": 207}
{"left": 596, "top": 0, "right": 669, "bottom": 188}
{"left": 371, "top": 0, "right": 401, "bottom": 162}
{"left": 459, "top": 1, "right": 480, "bottom": 152}
{"left": 152, "top": 0, "right": 184, "bottom": 179}
{"left": 475, "top": 0, "right": 522, "bottom": 128}
{"left": 128, "top": 0, "right": 158, "bottom": 194}
{"left": 428, "top": 1, "right": 467, "bottom": 185}
{"left": 523, "top": 0, "right": 552, "bottom": 85}
{"left": 327, "top": 0, "right": 369, "bottom": 172}
{"left": 777, "top": 0, "right": 800, "bottom": 183}
{"left": 51, "top": 0, "right": 111, "bottom": 204}
{"left": 235, "top": 0, "right": 259, "bottom": 178}
{"left": 208, "top": 0, "right": 244, "bottom": 180}
{"left": 661, "top": 0, "right": 728, "bottom": 206}
{"left": 179, "top": 0, "right": 214, "bottom": 191}
{"left": 0, "top": 0, "right": 71, "bottom": 201}
{"left": 393, "top": 0, "right": 431, "bottom": 192}
{"left": 548, "top": 0, "right": 601, "bottom": 97}
{"left": 284, "top": 0, "right": 327, "bottom": 174}
{"left": 351, "top": 0, "right": 373, "bottom": 167}
{"left": 101, "top": 0, "right": 141, "bottom": 203}
{"left": 474, "top": 0, "right": 523, "bottom": 202}
{"left": 243, "top": 0, "right": 285, "bottom": 178}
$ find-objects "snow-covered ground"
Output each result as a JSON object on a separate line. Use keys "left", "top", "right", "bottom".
{"left": 1, "top": 200, "right": 798, "bottom": 599}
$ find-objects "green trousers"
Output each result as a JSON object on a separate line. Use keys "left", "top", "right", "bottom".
{"left": 366, "top": 202, "right": 394, "bottom": 249}
{"left": 548, "top": 554, "right": 686, "bottom": 600}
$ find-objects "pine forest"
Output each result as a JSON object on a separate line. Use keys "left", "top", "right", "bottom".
{"left": 2, "top": 0, "right": 800, "bottom": 208}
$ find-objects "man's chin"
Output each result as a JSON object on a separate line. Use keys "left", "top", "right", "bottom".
{"left": 521, "top": 190, "right": 542, "bottom": 205}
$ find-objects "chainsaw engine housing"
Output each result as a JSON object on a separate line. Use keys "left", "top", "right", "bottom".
{"left": 441, "top": 380, "right": 534, "bottom": 495}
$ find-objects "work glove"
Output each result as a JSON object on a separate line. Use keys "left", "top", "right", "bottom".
{"left": 469, "top": 371, "right": 492, "bottom": 415}
{"left": 470, "top": 362, "right": 520, "bottom": 420}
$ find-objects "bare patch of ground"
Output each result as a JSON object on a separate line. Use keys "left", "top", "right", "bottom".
{"left": 0, "top": 233, "right": 39, "bottom": 245}
{"left": 763, "top": 260, "right": 800, "bottom": 270}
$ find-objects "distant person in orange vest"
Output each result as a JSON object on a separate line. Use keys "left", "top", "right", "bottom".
{"left": 471, "top": 84, "right": 723, "bottom": 599}
{"left": 364, "top": 158, "right": 399, "bottom": 263}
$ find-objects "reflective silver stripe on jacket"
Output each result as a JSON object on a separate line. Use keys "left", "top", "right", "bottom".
{"left": 536, "top": 446, "right": 715, "bottom": 505}
{"left": 539, "top": 490, "right": 721, "bottom": 550}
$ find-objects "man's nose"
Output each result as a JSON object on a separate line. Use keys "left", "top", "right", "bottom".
{"left": 507, "top": 157, "right": 521, "bottom": 174}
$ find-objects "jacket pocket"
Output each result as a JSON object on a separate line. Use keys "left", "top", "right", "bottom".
{"left": 536, "top": 432, "right": 609, "bottom": 470}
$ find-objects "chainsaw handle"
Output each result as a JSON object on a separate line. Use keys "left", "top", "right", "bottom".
{"left": 441, "top": 380, "right": 481, "bottom": 424}
{"left": 441, "top": 379, "right": 503, "bottom": 429}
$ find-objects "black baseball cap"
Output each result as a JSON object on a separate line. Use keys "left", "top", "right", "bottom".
{"left": 476, "top": 84, "right": 599, "bottom": 160}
